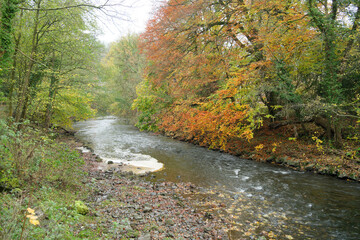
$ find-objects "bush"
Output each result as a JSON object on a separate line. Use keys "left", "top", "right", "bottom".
{"left": 0, "top": 120, "right": 89, "bottom": 240}
{"left": 0, "top": 120, "right": 85, "bottom": 190}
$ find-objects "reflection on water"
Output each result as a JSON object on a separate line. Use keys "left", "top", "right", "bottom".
{"left": 73, "top": 117, "right": 360, "bottom": 239}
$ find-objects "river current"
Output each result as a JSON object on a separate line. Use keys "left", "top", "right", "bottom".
{"left": 73, "top": 117, "right": 360, "bottom": 239}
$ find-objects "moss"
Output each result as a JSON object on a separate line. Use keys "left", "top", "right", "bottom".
{"left": 75, "top": 200, "right": 89, "bottom": 215}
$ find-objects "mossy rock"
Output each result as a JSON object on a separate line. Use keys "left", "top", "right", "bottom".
{"left": 276, "top": 156, "right": 288, "bottom": 164}
{"left": 305, "top": 163, "right": 315, "bottom": 171}
{"left": 337, "top": 171, "right": 347, "bottom": 179}
{"left": 275, "top": 157, "right": 284, "bottom": 164}
{"left": 75, "top": 200, "right": 89, "bottom": 215}
{"left": 327, "top": 167, "right": 337, "bottom": 176}
{"left": 349, "top": 173, "right": 359, "bottom": 181}
{"left": 284, "top": 159, "right": 300, "bottom": 168}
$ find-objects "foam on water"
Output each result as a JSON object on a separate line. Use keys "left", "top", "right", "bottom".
{"left": 102, "top": 153, "right": 164, "bottom": 172}
{"left": 76, "top": 147, "right": 91, "bottom": 153}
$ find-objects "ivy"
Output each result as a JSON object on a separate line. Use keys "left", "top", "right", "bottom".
{"left": 0, "top": 0, "right": 20, "bottom": 69}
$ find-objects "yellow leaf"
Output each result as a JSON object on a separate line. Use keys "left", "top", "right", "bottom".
{"left": 29, "top": 219, "right": 40, "bottom": 226}
{"left": 26, "top": 215, "right": 38, "bottom": 220}
{"left": 27, "top": 208, "right": 35, "bottom": 214}
{"left": 255, "top": 144, "right": 264, "bottom": 151}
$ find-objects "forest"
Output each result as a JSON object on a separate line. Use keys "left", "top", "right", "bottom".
{"left": 131, "top": 0, "right": 360, "bottom": 179}
{"left": 133, "top": 0, "right": 360, "bottom": 146}
{"left": 0, "top": 0, "right": 359, "bottom": 239}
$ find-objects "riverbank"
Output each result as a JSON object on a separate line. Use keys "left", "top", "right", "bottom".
{"left": 59, "top": 131, "right": 230, "bottom": 239}
{"left": 0, "top": 125, "right": 229, "bottom": 239}
{"left": 159, "top": 121, "right": 360, "bottom": 182}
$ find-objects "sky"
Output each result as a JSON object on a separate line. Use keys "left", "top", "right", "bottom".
{"left": 95, "top": 0, "right": 159, "bottom": 44}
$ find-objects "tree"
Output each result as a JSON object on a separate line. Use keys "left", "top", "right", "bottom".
{"left": 306, "top": 0, "right": 360, "bottom": 147}
{"left": 136, "top": 0, "right": 259, "bottom": 147}
{"left": 0, "top": 0, "right": 21, "bottom": 69}
{"left": 0, "top": 0, "right": 22, "bottom": 105}
{"left": 0, "top": 0, "right": 104, "bottom": 127}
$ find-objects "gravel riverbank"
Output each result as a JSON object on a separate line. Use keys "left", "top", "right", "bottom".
{"left": 62, "top": 133, "right": 230, "bottom": 239}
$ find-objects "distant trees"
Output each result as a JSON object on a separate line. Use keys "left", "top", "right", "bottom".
{"left": 98, "top": 34, "right": 146, "bottom": 117}
{"left": 133, "top": 0, "right": 360, "bottom": 149}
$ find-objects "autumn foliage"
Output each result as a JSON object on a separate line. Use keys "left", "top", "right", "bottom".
{"left": 134, "top": 0, "right": 360, "bottom": 152}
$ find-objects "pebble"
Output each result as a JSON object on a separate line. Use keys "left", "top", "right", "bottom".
{"left": 143, "top": 206, "right": 152, "bottom": 213}
{"left": 164, "top": 219, "right": 175, "bottom": 226}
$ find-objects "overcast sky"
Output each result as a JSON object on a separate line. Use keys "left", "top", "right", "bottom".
{"left": 95, "top": 0, "right": 159, "bottom": 44}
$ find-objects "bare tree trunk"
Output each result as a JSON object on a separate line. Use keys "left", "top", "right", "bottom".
{"left": 264, "top": 91, "right": 280, "bottom": 120}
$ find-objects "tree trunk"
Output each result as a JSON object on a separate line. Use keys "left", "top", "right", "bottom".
{"left": 333, "top": 122, "right": 343, "bottom": 149}
{"left": 8, "top": 10, "right": 23, "bottom": 117}
{"left": 264, "top": 91, "right": 280, "bottom": 119}
{"left": 0, "top": 0, "right": 19, "bottom": 68}
{"left": 314, "top": 115, "right": 343, "bottom": 148}
{"left": 14, "top": 2, "right": 41, "bottom": 122}
{"left": 314, "top": 116, "right": 332, "bottom": 139}
{"left": 45, "top": 52, "right": 58, "bottom": 128}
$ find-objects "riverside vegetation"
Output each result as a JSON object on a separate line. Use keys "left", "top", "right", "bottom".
{"left": 0, "top": 120, "right": 88, "bottom": 239}
{"left": 98, "top": 1, "right": 360, "bottom": 181}
{"left": 128, "top": 0, "right": 360, "bottom": 181}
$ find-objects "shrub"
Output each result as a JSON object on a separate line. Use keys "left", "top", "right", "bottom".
{"left": 0, "top": 120, "right": 85, "bottom": 190}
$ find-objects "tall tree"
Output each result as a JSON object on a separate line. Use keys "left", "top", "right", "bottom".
{"left": 306, "top": 0, "right": 360, "bottom": 147}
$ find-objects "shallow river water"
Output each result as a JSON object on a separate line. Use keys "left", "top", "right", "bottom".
{"left": 73, "top": 117, "right": 360, "bottom": 239}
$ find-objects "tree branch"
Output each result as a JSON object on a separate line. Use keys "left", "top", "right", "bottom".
{"left": 20, "top": 4, "right": 106, "bottom": 11}
{"left": 19, "top": 1, "right": 131, "bottom": 12}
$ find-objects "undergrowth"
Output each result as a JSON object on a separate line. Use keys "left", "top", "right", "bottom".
{"left": 0, "top": 119, "right": 99, "bottom": 239}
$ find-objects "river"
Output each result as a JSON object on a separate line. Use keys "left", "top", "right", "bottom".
{"left": 73, "top": 116, "right": 360, "bottom": 239}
